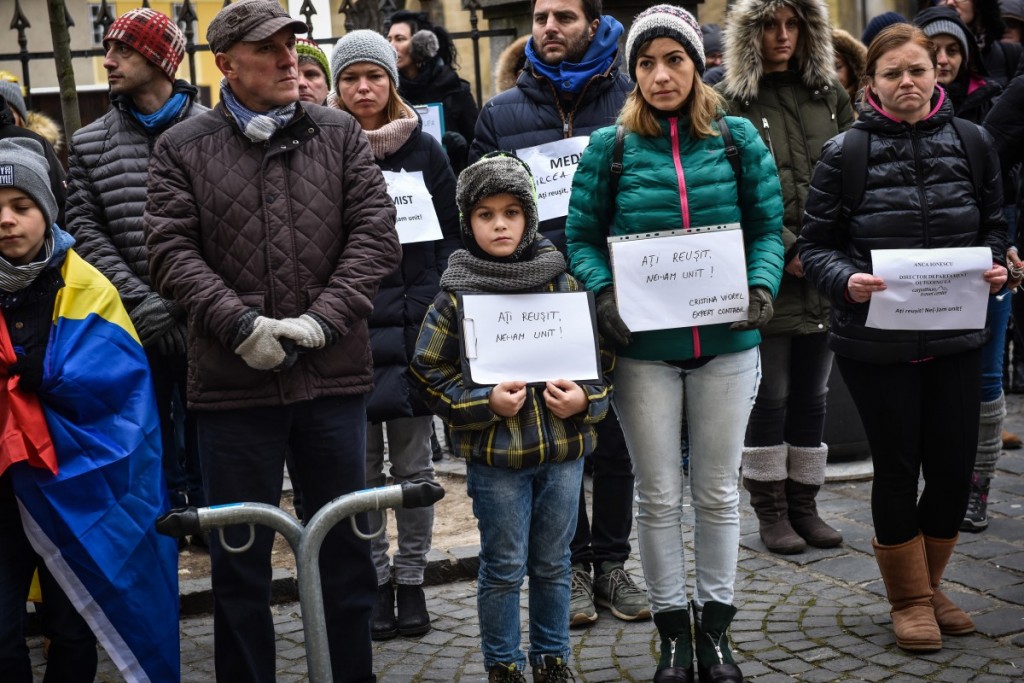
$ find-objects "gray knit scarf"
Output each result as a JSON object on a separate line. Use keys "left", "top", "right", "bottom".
{"left": 221, "top": 81, "right": 297, "bottom": 142}
{"left": 439, "top": 247, "right": 567, "bottom": 293}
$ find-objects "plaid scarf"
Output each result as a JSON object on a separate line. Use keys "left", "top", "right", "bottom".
{"left": 220, "top": 81, "right": 297, "bottom": 142}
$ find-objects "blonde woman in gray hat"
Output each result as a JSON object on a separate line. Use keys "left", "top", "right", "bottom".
{"left": 328, "top": 28, "right": 460, "bottom": 644}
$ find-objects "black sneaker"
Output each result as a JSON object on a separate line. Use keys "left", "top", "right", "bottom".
{"left": 532, "top": 655, "right": 576, "bottom": 682}
{"left": 961, "top": 473, "right": 990, "bottom": 532}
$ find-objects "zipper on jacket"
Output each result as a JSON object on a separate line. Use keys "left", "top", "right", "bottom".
{"left": 669, "top": 116, "right": 702, "bottom": 358}
{"left": 761, "top": 117, "right": 776, "bottom": 159}
{"left": 912, "top": 130, "right": 929, "bottom": 361}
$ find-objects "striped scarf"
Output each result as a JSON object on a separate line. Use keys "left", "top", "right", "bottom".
{"left": 220, "top": 81, "right": 297, "bottom": 142}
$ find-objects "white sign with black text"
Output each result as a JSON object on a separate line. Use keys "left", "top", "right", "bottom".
{"left": 516, "top": 137, "right": 590, "bottom": 222}
{"left": 382, "top": 170, "right": 443, "bottom": 244}
{"left": 414, "top": 103, "right": 445, "bottom": 145}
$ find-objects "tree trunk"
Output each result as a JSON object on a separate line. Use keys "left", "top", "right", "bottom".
{"left": 45, "top": 0, "right": 80, "bottom": 140}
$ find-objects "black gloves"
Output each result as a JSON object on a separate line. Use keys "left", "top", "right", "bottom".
{"left": 730, "top": 287, "right": 774, "bottom": 331}
{"left": 596, "top": 289, "right": 632, "bottom": 347}
{"left": 10, "top": 353, "right": 44, "bottom": 392}
{"left": 130, "top": 293, "right": 181, "bottom": 348}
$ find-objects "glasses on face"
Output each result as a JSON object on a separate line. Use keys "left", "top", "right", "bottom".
{"left": 874, "top": 66, "right": 934, "bottom": 82}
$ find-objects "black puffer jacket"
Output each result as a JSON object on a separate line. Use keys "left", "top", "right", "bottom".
{"left": 471, "top": 61, "right": 631, "bottom": 253}
{"left": 367, "top": 119, "right": 459, "bottom": 423}
{"left": 398, "top": 60, "right": 479, "bottom": 174}
{"left": 66, "top": 81, "right": 206, "bottom": 339}
{"left": 798, "top": 90, "right": 1007, "bottom": 364}
{"left": 983, "top": 72, "right": 1024, "bottom": 247}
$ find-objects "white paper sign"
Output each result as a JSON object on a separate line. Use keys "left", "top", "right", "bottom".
{"left": 414, "top": 103, "right": 445, "bottom": 145}
{"left": 382, "top": 170, "right": 444, "bottom": 244}
{"left": 516, "top": 137, "right": 590, "bottom": 222}
{"left": 459, "top": 291, "right": 600, "bottom": 386}
{"left": 609, "top": 225, "right": 749, "bottom": 331}
{"left": 865, "top": 247, "right": 991, "bottom": 330}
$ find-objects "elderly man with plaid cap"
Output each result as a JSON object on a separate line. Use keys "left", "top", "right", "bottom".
{"left": 65, "top": 6, "right": 209, "bottom": 529}
{"left": 144, "top": 1, "right": 399, "bottom": 681}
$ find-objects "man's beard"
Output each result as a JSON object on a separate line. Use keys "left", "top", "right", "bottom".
{"left": 538, "top": 31, "right": 592, "bottom": 66}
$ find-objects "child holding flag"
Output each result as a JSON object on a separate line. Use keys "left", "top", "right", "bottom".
{"left": 0, "top": 137, "right": 179, "bottom": 682}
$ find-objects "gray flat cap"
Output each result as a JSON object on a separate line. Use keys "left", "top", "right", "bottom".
{"left": 207, "top": 0, "right": 308, "bottom": 54}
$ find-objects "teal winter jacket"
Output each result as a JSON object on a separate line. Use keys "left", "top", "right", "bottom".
{"left": 565, "top": 115, "right": 785, "bottom": 361}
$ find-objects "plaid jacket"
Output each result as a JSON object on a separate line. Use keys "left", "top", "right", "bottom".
{"left": 410, "top": 271, "right": 613, "bottom": 469}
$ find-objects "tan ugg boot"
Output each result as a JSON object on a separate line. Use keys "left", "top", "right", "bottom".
{"left": 922, "top": 534, "right": 975, "bottom": 635}
{"left": 873, "top": 534, "right": 942, "bottom": 652}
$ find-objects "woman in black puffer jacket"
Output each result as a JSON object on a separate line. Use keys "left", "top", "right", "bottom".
{"left": 329, "top": 30, "right": 460, "bottom": 643}
{"left": 386, "top": 10, "right": 480, "bottom": 174}
{"left": 799, "top": 24, "right": 1007, "bottom": 655}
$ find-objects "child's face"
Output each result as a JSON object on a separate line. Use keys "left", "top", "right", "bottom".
{"left": 469, "top": 193, "right": 526, "bottom": 259}
{"left": 0, "top": 187, "right": 47, "bottom": 265}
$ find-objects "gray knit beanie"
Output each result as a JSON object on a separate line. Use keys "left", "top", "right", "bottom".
{"left": 920, "top": 19, "right": 971, "bottom": 67}
{"left": 456, "top": 153, "right": 539, "bottom": 262}
{"left": 330, "top": 30, "right": 400, "bottom": 89}
{"left": 0, "top": 80, "right": 27, "bottom": 124}
{"left": 626, "top": 4, "right": 706, "bottom": 79}
{"left": 0, "top": 137, "right": 58, "bottom": 228}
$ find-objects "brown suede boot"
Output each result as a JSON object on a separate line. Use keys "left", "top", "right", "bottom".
{"left": 743, "top": 445, "right": 805, "bottom": 554}
{"left": 787, "top": 444, "right": 843, "bottom": 548}
{"left": 922, "top": 534, "right": 975, "bottom": 635}
{"left": 873, "top": 534, "right": 942, "bottom": 652}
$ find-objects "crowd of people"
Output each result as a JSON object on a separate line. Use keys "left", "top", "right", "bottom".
{"left": 0, "top": 0, "right": 1021, "bottom": 681}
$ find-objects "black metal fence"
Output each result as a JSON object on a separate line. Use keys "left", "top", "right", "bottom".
{"left": 1, "top": 0, "right": 516, "bottom": 111}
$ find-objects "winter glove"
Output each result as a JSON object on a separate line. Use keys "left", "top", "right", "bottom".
{"left": 595, "top": 289, "right": 632, "bottom": 347}
{"left": 275, "top": 313, "right": 337, "bottom": 349}
{"left": 9, "top": 353, "right": 44, "bottom": 393}
{"left": 730, "top": 287, "right": 774, "bottom": 331}
{"left": 232, "top": 312, "right": 303, "bottom": 371}
{"left": 155, "top": 322, "right": 188, "bottom": 357}
{"left": 130, "top": 293, "right": 180, "bottom": 348}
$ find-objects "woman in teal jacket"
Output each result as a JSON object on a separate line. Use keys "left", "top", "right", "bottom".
{"left": 565, "top": 6, "right": 784, "bottom": 683}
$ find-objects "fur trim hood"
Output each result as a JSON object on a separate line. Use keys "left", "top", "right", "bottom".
{"left": 495, "top": 35, "right": 530, "bottom": 93}
{"left": 25, "top": 110, "right": 63, "bottom": 154}
{"left": 832, "top": 29, "right": 867, "bottom": 86}
{"left": 721, "top": 0, "right": 837, "bottom": 103}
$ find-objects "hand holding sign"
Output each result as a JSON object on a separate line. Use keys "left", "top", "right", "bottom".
{"left": 543, "top": 379, "right": 587, "bottom": 419}
{"left": 847, "top": 273, "right": 887, "bottom": 303}
{"left": 489, "top": 381, "right": 527, "bottom": 417}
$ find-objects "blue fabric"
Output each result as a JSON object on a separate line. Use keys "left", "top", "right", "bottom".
{"left": 981, "top": 292, "right": 1011, "bottom": 401}
{"left": 525, "top": 16, "right": 624, "bottom": 95}
{"left": 467, "top": 458, "right": 582, "bottom": 669}
{"left": 128, "top": 92, "right": 188, "bottom": 132}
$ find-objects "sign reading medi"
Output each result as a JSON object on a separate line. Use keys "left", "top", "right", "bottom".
{"left": 516, "top": 137, "right": 590, "bottom": 222}
{"left": 609, "top": 224, "right": 749, "bottom": 332}
{"left": 457, "top": 291, "right": 600, "bottom": 387}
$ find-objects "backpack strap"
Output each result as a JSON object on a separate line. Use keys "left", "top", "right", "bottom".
{"left": 609, "top": 124, "right": 625, "bottom": 197}
{"left": 839, "top": 127, "right": 869, "bottom": 222}
{"left": 715, "top": 116, "right": 742, "bottom": 185}
{"left": 950, "top": 117, "right": 985, "bottom": 203}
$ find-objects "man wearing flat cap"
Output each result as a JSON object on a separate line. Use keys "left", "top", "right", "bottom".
{"left": 144, "top": 1, "right": 400, "bottom": 681}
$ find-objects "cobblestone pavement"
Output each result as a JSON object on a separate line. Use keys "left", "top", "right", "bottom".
{"left": 30, "top": 401, "right": 1024, "bottom": 682}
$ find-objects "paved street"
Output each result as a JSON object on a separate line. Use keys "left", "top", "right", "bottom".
{"left": 30, "top": 400, "right": 1024, "bottom": 682}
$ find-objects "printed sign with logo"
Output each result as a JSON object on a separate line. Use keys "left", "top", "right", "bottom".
{"left": 516, "top": 137, "right": 590, "bottom": 222}
{"left": 608, "top": 224, "right": 749, "bottom": 331}
{"left": 382, "top": 170, "right": 444, "bottom": 244}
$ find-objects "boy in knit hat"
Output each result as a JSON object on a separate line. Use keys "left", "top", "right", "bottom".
{"left": 410, "top": 153, "right": 613, "bottom": 683}
{"left": 1, "top": 137, "right": 179, "bottom": 681}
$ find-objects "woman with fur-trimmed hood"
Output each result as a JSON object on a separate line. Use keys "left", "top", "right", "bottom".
{"left": 832, "top": 28, "right": 868, "bottom": 104}
{"left": 717, "top": 0, "right": 853, "bottom": 557}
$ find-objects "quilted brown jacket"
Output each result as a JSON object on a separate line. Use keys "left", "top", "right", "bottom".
{"left": 144, "top": 102, "right": 400, "bottom": 410}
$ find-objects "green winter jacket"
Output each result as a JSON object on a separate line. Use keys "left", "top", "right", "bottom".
{"left": 565, "top": 115, "right": 785, "bottom": 362}
{"left": 716, "top": 0, "right": 855, "bottom": 336}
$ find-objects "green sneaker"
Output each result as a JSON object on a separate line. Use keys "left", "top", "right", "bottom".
{"left": 569, "top": 564, "right": 598, "bottom": 626}
{"left": 593, "top": 561, "right": 652, "bottom": 621}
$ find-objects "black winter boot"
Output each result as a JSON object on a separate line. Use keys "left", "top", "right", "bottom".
{"left": 371, "top": 580, "right": 398, "bottom": 641}
{"left": 652, "top": 609, "right": 694, "bottom": 682}
{"left": 692, "top": 601, "right": 743, "bottom": 683}
{"left": 396, "top": 583, "right": 431, "bottom": 637}
{"left": 532, "top": 655, "right": 576, "bottom": 682}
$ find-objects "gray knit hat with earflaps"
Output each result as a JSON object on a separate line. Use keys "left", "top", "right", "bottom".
{"left": 456, "top": 153, "right": 539, "bottom": 262}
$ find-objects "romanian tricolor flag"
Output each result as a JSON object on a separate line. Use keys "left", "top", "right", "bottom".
{"left": 1, "top": 250, "right": 180, "bottom": 682}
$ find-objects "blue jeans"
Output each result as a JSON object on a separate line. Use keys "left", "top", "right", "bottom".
{"left": 613, "top": 349, "right": 760, "bottom": 611}
{"left": 467, "top": 459, "right": 583, "bottom": 670}
{"left": 197, "top": 396, "right": 376, "bottom": 683}
{"left": 981, "top": 292, "right": 1012, "bottom": 402}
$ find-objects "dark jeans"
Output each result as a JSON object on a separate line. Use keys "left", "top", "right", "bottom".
{"left": 147, "top": 350, "right": 203, "bottom": 508}
{"left": 197, "top": 396, "right": 377, "bottom": 683}
{"left": 0, "top": 473, "right": 97, "bottom": 683}
{"left": 837, "top": 350, "right": 981, "bottom": 545}
{"left": 746, "top": 332, "right": 833, "bottom": 448}
{"left": 570, "top": 408, "right": 634, "bottom": 571}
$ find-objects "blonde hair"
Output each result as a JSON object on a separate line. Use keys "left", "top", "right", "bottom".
{"left": 333, "top": 72, "right": 407, "bottom": 126}
{"left": 618, "top": 73, "right": 725, "bottom": 139}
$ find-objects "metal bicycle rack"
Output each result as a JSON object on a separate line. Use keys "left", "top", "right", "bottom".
{"left": 157, "top": 478, "right": 445, "bottom": 683}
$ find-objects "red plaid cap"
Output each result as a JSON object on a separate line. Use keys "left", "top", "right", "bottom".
{"left": 104, "top": 8, "right": 186, "bottom": 81}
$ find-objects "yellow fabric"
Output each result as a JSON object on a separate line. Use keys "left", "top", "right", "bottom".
{"left": 53, "top": 251, "right": 140, "bottom": 344}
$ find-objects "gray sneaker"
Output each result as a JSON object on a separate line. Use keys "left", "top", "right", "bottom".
{"left": 569, "top": 564, "right": 598, "bottom": 626}
{"left": 593, "top": 562, "right": 652, "bottom": 621}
